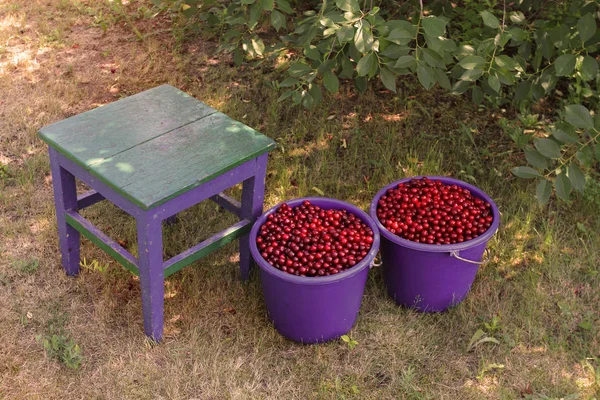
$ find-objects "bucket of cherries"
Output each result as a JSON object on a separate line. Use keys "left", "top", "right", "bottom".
{"left": 369, "top": 176, "right": 500, "bottom": 312}
{"left": 249, "top": 197, "right": 380, "bottom": 344}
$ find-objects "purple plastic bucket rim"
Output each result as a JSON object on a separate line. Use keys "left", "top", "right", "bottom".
{"left": 250, "top": 197, "right": 381, "bottom": 286}
{"left": 369, "top": 176, "right": 500, "bottom": 253}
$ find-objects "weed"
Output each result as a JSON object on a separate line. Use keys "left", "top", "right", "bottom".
{"left": 80, "top": 257, "right": 108, "bottom": 273}
{"left": 483, "top": 315, "right": 502, "bottom": 334}
{"left": 36, "top": 304, "right": 83, "bottom": 370}
{"left": 37, "top": 334, "right": 83, "bottom": 370}
{"left": 467, "top": 329, "right": 500, "bottom": 352}
{"left": 476, "top": 362, "right": 505, "bottom": 381}
{"left": 11, "top": 258, "right": 39, "bottom": 275}
{"left": 340, "top": 334, "right": 358, "bottom": 350}
{"left": 0, "top": 162, "right": 11, "bottom": 183}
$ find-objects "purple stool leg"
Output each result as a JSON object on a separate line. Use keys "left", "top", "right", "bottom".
{"left": 137, "top": 211, "right": 164, "bottom": 341}
{"left": 49, "top": 148, "right": 80, "bottom": 276}
{"left": 239, "top": 153, "right": 268, "bottom": 280}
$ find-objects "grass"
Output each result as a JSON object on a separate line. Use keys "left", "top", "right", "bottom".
{"left": 0, "top": 0, "right": 599, "bottom": 398}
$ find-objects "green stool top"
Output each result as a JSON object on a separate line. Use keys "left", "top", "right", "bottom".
{"left": 39, "top": 84, "right": 276, "bottom": 210}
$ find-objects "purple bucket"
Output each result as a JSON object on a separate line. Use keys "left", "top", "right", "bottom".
{"left": 369, "top": 177, "right": 500, "bottom": 312}
{"left": 250, "top": 197, "right": 380, "bottom": 343}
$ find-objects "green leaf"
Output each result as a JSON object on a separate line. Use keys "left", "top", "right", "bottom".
{"left": 248, "top": 2, "right": 262, "bottom": 27}
{"left": 567, "top": 163, "right": 586, "bottom": 193}
{"left": 259, "top": 0, "right": 274, "bottom": 11}
{"left": 277, "top": 89, "right": 294, "bottom": 102}
{"left": 460, "top": 68, "right": 484, "bottom": 82}
{"left": 579, "top": 56, "right": 598, "bottom": 81}
{"left": 577, "top": 13, "right": 597, "bottom": 43}
{"left": 421, "top": 48, "right": 445, "bottom": 68}
{"left": 554, "top": 54, "right": 576, "bottom": 77}
{"left": 494, "top": 31, "right": 511, "bottom": 47}
{"left": 279, "top": 77, "right": 299, "bottom": 87}
{"left": 380, "top": 44, "right": 410, "bottom": 59}
{"left": 536, "top": 179, "right": 552, "bottom": 205}
{"left": 416, "top": 64, "right": 434, "bottom": 90}
{"left": 508, "top": 27, "right": 527, "bottom": 42}
{"left": 241, "top": 0, "right": 255, "bottom": 4}
{"left": 552, "top": 129, "right": 578, "bottom": 144}
{"left": 323, "top": 70, "right": 339, "bottom": 93}
{"left": 354, "top": 76, "right": 367, "bottom": 93}
{"left": 471, "top": 85, "right": 483, "bottom": 105}
{"left": 564, "top": 104, "right": 594, "bottom": 129}
{"left": 337, "top": 26, "right": 354, "bottom": 42}
{"left": 596, "top": 142, "right": 600, "bottom": 162}
{"left": 233, "top": 48, "right": 244, "bottom": 66}
{"left": 451, "top": 79, "right": 470, "bottom": 94}
{"left": 488, "top": 75, "right": 501, "bottom": 93}
{"left": 339, "top": 56, "right": 354, "bottom": 79}
{"left": 323, "top": 27, "right": 337, "bottom": 38}
{"left": 288, "top": 62, "right": 312, "bottom": 77}
{"left": 301, "top": 90, "right": 315, "bottom": 109}
{"left": 434, "top": 68, "right": 451, "bottom": 90}
{"left": 494, "top": 55, "right": 517, "bottom": 71}
{"left": 394, "top": 55, "right": 416, "bottom": 69}
{"left": 356, "top": 52, "right": 375, "bottom": 77}
{"left": 534, "top": 138, "right": 562, "bottom": 159}
{"left": 524, "top": 147, "right": 549, "bottom": 169}
{"left": 354, "top": 20, "right": 374, "bottom": 53}
{"left": 380, "top": 67, "right": 396, "bottom": 93}
{"left": 251, "top": 37, "right": 265, "bottom": 56}
{"left": 291, "top": 91, "right": 302, "bottom": 104}
{"left": 531, "top": 83, "right": 545, "bottom": 101}
{"left": 577, "top": 146, "right": 595, "bottom": 168}
{"left": 537, "top": 30, "right": 554, "bottom": 60}
{"left": 308, "top": 84, "right": 322, "bottom": 104}
{"left": 276, "top": 0, "right": 293, "bottom": 14}
{"left": 304, "top": 45, "right": 321, "bottom": 61}
{"left": 422, "top": 16, "right": 447, "bottom": 38}
{"left": 335, "top": 0, "right": 359, "bottom": 13}
{"left": 555, "top": 172, "right": 571, "bottom": 201}
{"left": 270, "top": 10, "right": 285, "bottom": 32}
{"left": 458, "top": 55, "right": 485, "bottom": 70}
{"left": 480, "top": 10, "right": 500, "bottom": 29}
{"left": 509, "top": 11, "right": 526, "bottom": 25}
{"left": 496, "top": 68, "right": 515, "bottom": 85}
{"left": 515, "top": 81, "right": 531, "bottom": 103}
{"left": 512, "top": 166, "right": 541, "bottom": 179}
{"left": 387, "top": 28, "right": 412, "bottom": 45}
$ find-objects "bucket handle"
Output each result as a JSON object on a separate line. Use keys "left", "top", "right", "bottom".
{"left": 370, "top": 253, "right": 383, "bottom": 269}
{"left": 449, "top": 248, "right": 491, "bottom": 265}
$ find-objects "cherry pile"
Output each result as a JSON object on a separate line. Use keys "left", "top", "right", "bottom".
{"left": 257, "top": 200, "right": 374, "bottom": 277}
{"left": 376, "top": 177, "right": 493, "bottom": 245}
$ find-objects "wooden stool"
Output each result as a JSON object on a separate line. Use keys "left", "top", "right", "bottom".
{"left": 39, "top": 85, "right": 275, "bottom": 341}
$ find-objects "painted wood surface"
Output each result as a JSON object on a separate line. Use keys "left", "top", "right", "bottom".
{"left": 38, "top": 85, "right": 217, "bottom": 167}
{"left": 90, "top": 111, "right": 275, "bottom": 209}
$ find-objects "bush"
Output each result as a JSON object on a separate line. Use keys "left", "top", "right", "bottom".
{"left": 155, "top": 0, "right": 599, "bottom": 203}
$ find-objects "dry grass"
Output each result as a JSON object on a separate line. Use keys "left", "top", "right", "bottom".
{"left": 1, "top": 1, "right": 599, "bottom": 399}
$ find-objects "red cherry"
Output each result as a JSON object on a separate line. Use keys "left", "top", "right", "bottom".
{"left": 257, "top": 200, "right": 374, "bottom": 277}
{"left": 376, "top": 178, "right": 493, "bottom": 245}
